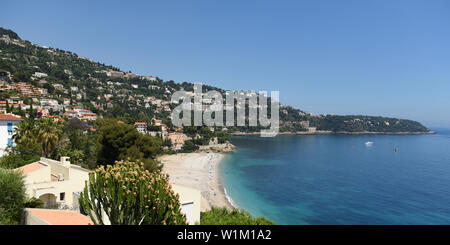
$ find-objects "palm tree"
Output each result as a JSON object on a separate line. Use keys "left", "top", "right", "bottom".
{"left": 12, "top": 118, "right": 37, "bottom": 149}
{"left": 37, "top": 118, "right": 63, "bottom": 157}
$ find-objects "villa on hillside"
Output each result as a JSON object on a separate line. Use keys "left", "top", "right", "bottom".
{"left": 142, "top": 75, "right": 157, "bottom": 81}
{"left": 167, "top": 133, "right": 190, "bottom": 150}
{"left": 81, "top": 112, "right": 97, "bottom": 121}
{"left": 153, "top": 119, "right": 162, "bottom": 126}
{"left": 0, "top": 114, "right": 23, "bottom": 157}
{"left": 16, "top": 156, "right": 202, "bottom": 225}
{"left": 16, "top": 157, "right": 89, "bottom": 209}
{"left": 61, "top": 106, "right": 97, "bottom": 121}
{"left": 134, "top": 122, "right": 147, "bottom": 133}
{"left": 0, "top": 101, "right": 7, "bottom": 113}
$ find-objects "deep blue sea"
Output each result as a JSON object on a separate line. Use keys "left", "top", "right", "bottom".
{"left": 220, "top": 129, "right": 450, "bottom": 224}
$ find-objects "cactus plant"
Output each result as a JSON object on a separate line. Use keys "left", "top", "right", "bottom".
{"left": 78, "top": 159, "right": 187, "bottom": 225}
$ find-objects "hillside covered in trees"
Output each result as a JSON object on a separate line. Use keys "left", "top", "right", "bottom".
{"left": 0, "top": 27, "right": 432, "bottom": 134}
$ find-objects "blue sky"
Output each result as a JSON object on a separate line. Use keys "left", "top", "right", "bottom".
{"left": 2, "top": 0, "right": 450, "bottom": 128}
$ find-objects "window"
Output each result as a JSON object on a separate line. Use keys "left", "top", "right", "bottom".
{"left": 7, "top": 123, "right": 12, "bottom": 132}
{"left": 60, "top": 192, "right": 65, "bottom": 201}
{"left": 7, "top": 138, "right": 12, "bottom": 147}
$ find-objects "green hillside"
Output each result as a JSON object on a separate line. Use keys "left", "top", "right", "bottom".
{"left": 0, "top": 27, "right": 431, "bottom": 133}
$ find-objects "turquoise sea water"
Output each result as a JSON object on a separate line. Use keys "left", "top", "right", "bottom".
{"left": 220, "top": 129, "right": 450, "bottom": 224}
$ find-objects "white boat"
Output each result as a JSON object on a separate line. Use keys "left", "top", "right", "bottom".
{"left": 365, "top": 141, "right": 374, "bottom": 146}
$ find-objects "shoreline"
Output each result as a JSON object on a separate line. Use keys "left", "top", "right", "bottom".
{"left": 159, "top": 152, "right": 234, "bottom": 212}
{"left": 231, "top": 131, "right": 436, "bottom": 136}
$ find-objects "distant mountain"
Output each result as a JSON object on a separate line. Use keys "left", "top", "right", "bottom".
{"left": 0, "top": 27, "right": 432, "bottom": 134}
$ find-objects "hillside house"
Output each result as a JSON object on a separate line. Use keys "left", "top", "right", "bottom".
{"left": 16, "top": 157, "right": 89, "bottom": 209}
{"left": 0, "top": 114, "right": 23, "bottom": 156}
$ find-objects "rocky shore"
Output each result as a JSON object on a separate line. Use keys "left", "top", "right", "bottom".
{"left": 197, "top": 142, "right": 238, "bottom": 153}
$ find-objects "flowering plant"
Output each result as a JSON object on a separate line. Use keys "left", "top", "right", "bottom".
{"left": 79, "top": 159, "right": 187, "bottom": 225}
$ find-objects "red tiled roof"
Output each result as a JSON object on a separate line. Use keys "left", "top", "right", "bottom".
{"left": 135, "top": 122, "right": 146, "bottom": 125}
{"left": 16, "top": 162, "right": 47, "bottom": 174}
{"left": 0, "top": 114, "right": 23, "bottom": 121}
{"left": 26, "top": 209, "right": 93, "bottom": 225}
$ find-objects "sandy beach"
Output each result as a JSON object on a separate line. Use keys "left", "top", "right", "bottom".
{"left": 159, "top": 152, "right": 233, "bottom": 212}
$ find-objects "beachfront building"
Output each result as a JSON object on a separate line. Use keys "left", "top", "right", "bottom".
{"left": 168, "top": 133, "right": 189, "bottom": 150}
{"left": 134, "top": 122, "right": 147, "bottom": 134}
{"left": 16, "top": 157, "right": 89, "bottom": 209}
{"left": 0, "top": 114, "right": 23, "bottom": 156}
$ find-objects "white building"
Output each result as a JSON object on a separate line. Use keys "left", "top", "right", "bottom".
{"left": 134, "top": 122, "right": 147, "bottom": 133}
{"left": 105, "top": 70, "right": 124, "bottom": 78}
{"left": 40, "top": 98, "right": 62, "bottom": 111}
{"left": 53, "top": 83, "right": 65, "bottom": 91}
{"left": 16, "top": 157, "right": 89, "bottom": 210}
{"left": 40, "top": 98, "right": 58, "bottom": 107}
{"left": 125, "top": 73, "right": 139, "bottom": 79}
{"left": 18, "top": 156, "right": 202, "bottom": 225}
{"left": 142, "top": 76, "right": 157, "bottom": 81}
{"left": 0, "top": 114, "right": 23, "bottom": 156}
{"left": 33, "top": 72, "right": 48, "bottom": 78}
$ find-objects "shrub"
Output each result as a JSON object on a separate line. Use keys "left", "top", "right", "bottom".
{"left": 78, "top": 160, "right": 187, "bottom": 225}
{"left": 0, "top": 147, "right": 40, "bottom": 169}
{"left": 0, "top": 168, "right": 26, "bottom": 225}
{"left": 200, "top": 207, "right": 275, "bottom": 225}
{"left": 181, "top": 140, "right": 199, "bottom": 152}
{"left": 95, "top": 119, "right": 162, "bottom": 171}
{"left": 23, "top": 197, "right": 44, "bottom": 208}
